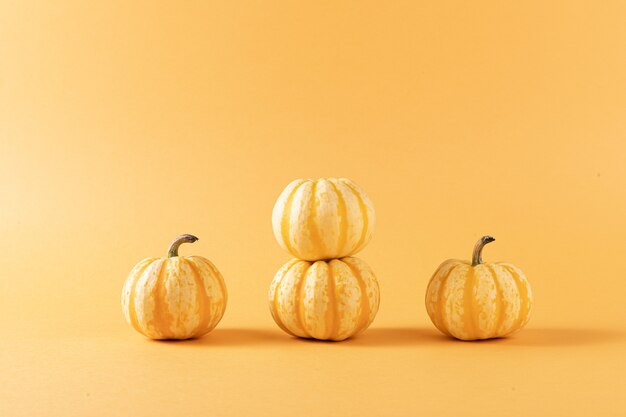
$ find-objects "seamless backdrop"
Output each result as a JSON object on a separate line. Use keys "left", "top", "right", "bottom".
{"left": 1, "top": 1, "right": 625, "bottom": 416}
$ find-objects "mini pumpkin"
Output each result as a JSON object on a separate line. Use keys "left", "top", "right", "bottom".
{"left": 272, "top": 178, "right": 375, "bottom": 261}
{"left": 425, "top": 236, "right": 533, "bottom": 341}
{"left": 269, "top": 256, "right": 380, "bottom": 341}
{"left": 121, "top": 234, "right": 227, "bottom": 340}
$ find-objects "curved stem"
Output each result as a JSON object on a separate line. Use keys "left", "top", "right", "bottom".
{"left": 167, "top": 234, "right": 199, "bottom": 258}
{"left": 472, "top": 235, "right": 495, "bottom": 266}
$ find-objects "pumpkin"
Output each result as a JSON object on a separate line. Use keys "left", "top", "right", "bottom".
{"left": 425, "top": 236, "right": 532, "bottom": 340}
{"left": 121, "top": 234, "right": 227, "bottom": 340}
{"left": 272, "top": 178, "right": 375, "bottom": 261}
{"left": 269, "top": 256, "right": 379, "bottom": 341}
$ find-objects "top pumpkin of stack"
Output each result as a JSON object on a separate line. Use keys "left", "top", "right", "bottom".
{"left": 272, "top": 178, "right": 375, "bottom": 261}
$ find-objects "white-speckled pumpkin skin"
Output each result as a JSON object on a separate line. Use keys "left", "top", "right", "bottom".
{"left": 425, "top": 259, "right": 532, "bottom": 341}
{"left": 272, "top": 178, "right": 375, "bottom": 261}
{"left": 121, "top": 253, "right": 227, "bottom": 340}
{"left": 269, "top": 257, "right": 379, "bottom": 341}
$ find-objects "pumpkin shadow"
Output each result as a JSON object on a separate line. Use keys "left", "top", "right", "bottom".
{"left": 159, "top": 327, "right": 448, "bottom": 346}
{"left": 344, "top": 327, "right": 626, "bottom": 347}
{"left": 492, "top": 327, "right": 626, "bottom": 347}
{"left": 343, "top": 327, "right": 448, "bottom": 346}
{"left": 169, "top": 328, "right": 293, "bottom": 346}
{"left": 151, "top": 327, "right": 625, "bottom": 347}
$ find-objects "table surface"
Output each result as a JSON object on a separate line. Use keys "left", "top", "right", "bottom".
{"left": 3, "top": 320, "right": 626, "bottom": 417}
{"left": 2, "top": 1, "right": 626, "bottom": 416}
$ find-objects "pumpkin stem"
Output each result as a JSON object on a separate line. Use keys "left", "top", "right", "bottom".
{"left": 472, "top": 235, "right": 495, "bottom": 266}
{"left": 167, "top": 234, "right": 199, "bottom": 258}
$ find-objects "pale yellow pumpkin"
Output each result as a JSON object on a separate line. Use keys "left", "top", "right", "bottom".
{"left": 272, "top": 178, "right": 375, "bottom": 261}
{"left": 121, "top": 234, "right": 227, "bottom": 340}
{"left": 425, "top": 236, "right": 533, "bottom": 340}
{"left": 269, "top": 256, "right": 379, "bottom": 341}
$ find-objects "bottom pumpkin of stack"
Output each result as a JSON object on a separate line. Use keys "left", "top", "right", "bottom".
{"left": 268, "top": 257, "right": 380, "bottom": 341}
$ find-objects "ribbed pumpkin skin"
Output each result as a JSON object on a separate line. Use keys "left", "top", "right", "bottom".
{"left": 269, "top": 257, "right": 379, "bottom": 341}
{"left": 425, "top": 260, "right": 532, "bottom": 340}
{"left": 272, "top": 178, "right": 375, "bottom": 261}
{"left": 121, "top": 256, "right": 227, "bottom": 340}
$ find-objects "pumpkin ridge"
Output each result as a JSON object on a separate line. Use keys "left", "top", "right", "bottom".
{"left": 185, "top": 258, "right": 212, "bottom": 338}
{"left": 281, "top": 180, "right": 305, "bottom": 258}
{"left": 361, "top": 260, "right": 380, "bottom": 329}
{"left": 485, "top": 263, "right": 505, "bottom": 338}
{"left": 342, "top": 258, "right": 370, "bottom": 336}
{"left": 340, "top": 179, "right": 369, "bottom": 255}
{"left": 196, "top": 256, "right": 228, "bottom": 330}
{"left": 462, "top": 266, "right": 478, "bottom": 339}
{"left": 328, "top": 179, "right": 348, "bottom": 257}
{"left": 501, "top": 263, "right": 531, "bottom": 334}
{"left": 270, "top": 260, "right": 300, "bottom": 337}
{"left": 425, "top": 260, "right": 453, "bottom": 333}
{"left": 125, "top": 258, "right": 155, "bottom": 336}
{"left": 151, "top": 259, "right": 172, "bottom": 339}
{"left": 307, "top": 180, "right": 326, "bottom": 259}
{"left": 294, "top": 262, "right": 312, "bottom": 338}
{"left": 325, "top": 261, "right": 339, "bottom": 340}
{"left": 437, "top": 263, "right": 461, "bottom": 337}
{"left": 133, "top": 260, "right": 163, "bottom": 337}
{"left": 512, "top": 264, "right": 532, "bottom": 328}
{"left": 174, "top": 259, "right": 185, "bottom": 337}
{"left": 201, "top": 258, "right": 227, "bottom": 334}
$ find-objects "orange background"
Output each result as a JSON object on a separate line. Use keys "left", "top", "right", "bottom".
{"left": 1, "top": 1, "right": 626, "bottom": 416}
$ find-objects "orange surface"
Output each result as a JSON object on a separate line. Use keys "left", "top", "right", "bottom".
{"left": 1, "top": 1, "right": 626, "bottom": 416}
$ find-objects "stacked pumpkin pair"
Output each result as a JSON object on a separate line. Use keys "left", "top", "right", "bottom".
{"left": 269, "top": 178, "right": 380, "bottom": 341}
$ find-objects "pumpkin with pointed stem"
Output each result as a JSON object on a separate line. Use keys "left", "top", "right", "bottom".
{"left": 425, "top": 236, "right": 533, "bottom": 340}
{"left": 269, "top": 256, "right": 380, "bottom": 341}
{"left": 121, "top": 234, "right": 227, "bottom": 340}
{"left": 272, "top": 178, "right": 375, "bottom": 261}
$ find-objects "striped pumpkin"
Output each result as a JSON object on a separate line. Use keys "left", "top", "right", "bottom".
{"left": 269, "top": 256, "right": 379, "bottom": 341}
{"left": 272, "top": 178, "right": 375, "bottom": 261}
{"left": 425, "top": 236, "right": 533, "bottom": 340}
{"left": 121, "top": 234, "right": 227, "bottom": 340}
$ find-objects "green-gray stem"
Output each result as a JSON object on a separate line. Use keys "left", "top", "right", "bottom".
{"left": 471, "top": 235, "right": 495, "bottom": 266}
{"left": 167, "top": 234, "right": 199, "bottom": 258}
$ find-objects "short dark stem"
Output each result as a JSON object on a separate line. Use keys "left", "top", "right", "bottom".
{"left": 167, "top": 234, "right": 199, "bottom": 258}
{"left": 472, "top": 236, "right": 495, "bottom": 266}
